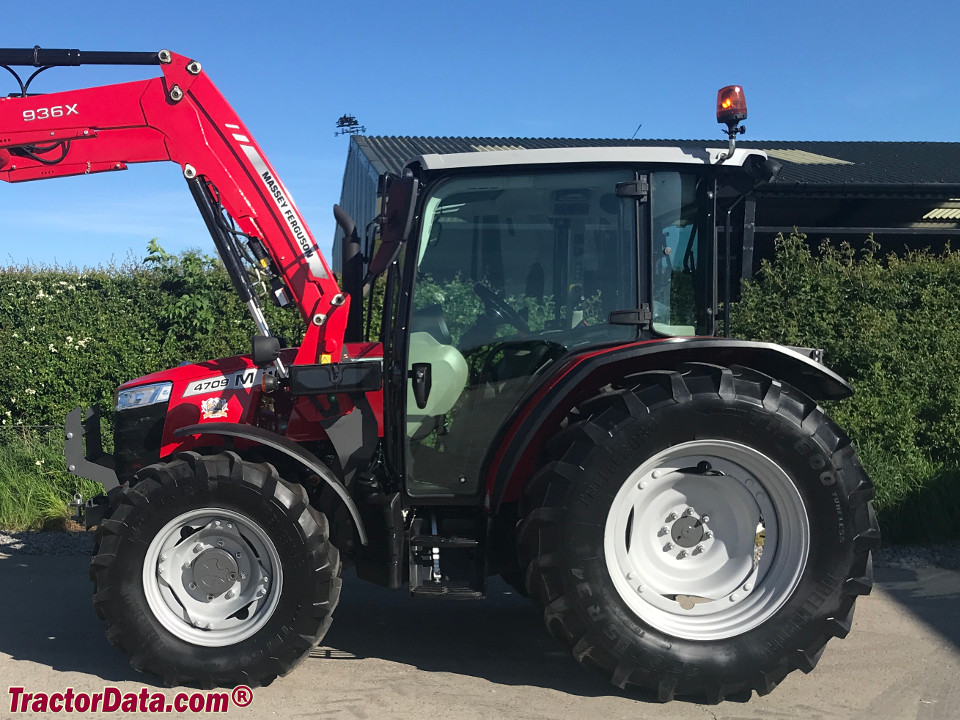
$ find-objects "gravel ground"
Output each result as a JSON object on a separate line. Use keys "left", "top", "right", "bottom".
{"left": 1, "top": 529, "right": 959, "bottom": 568}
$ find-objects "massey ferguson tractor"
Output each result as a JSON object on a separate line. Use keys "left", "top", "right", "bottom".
{"left": 0, "top": 48, "right": 879, "bottom": 702}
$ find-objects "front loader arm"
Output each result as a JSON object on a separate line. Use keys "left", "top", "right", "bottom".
{"left": 0, "top": 49, "right": 348, "bottom": 365}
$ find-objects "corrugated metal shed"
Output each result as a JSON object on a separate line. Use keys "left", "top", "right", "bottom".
{"left": 347, "top": 137, "right": 960, "bottom": 187}
{"left": 333, "top": 136, "right": 960, "bottom": 271}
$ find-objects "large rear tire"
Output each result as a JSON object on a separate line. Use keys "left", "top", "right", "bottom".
{"left": 519, "top": 363, "right": 879, "bottom": 702}
{"left": 90, "top": 451, "right": 341, "bottom": 688}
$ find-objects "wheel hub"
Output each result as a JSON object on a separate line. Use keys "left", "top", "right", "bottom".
{"left": 192, "top": 548, "right": 239, "bottom": 598}
{"left": 670, "top": 516, "right": 705, "bottom": 548}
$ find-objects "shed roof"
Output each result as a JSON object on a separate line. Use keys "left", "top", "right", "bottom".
{"left": 352, "top": 136, "right": 960, "bottom": 189}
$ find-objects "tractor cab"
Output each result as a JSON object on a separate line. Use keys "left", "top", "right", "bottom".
{"left": 379, "top": 144, "right": 778, "bottom": 499}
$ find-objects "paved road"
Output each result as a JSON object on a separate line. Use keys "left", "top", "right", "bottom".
{"left": 0, "top": 550, "right": 957, "bottom": 719}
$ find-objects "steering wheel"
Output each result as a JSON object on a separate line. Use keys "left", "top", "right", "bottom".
{"left": 473, "top": 283, "right": 529, "bottom": 333}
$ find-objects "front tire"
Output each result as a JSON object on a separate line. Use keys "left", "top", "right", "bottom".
{"left": 519, "top": 363, "right": 879, "bottom": 702}
{"left": 90, "top": 451, "right": 341, "bottom": 688}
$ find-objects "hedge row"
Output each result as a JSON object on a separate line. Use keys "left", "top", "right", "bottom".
{"left": 0, "top": 240, "right": 303, "bottom": 429}
{"left": 731, "top": 234, "right": 960, "bottom": 542}
{"left": 2, "top": 236, "right": 960, "bottom": 541}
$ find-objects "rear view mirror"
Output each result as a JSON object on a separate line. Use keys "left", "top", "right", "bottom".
{"left": 368, "top": 174, "right": 419, "bottom": 277}
{"left": 251, "top": 334, "right": 281, "bottom": 368}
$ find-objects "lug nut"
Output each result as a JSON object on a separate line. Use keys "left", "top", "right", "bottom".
{"left": 704, "top": 531, "right": 713, "bottom": 539}
{"left": 677, "top": 550, "right": 687, "bottom": 559}
{"left": 637, "top": 481, "right": 646, "bottom": 490}
{"left": 235, "top": 551, "right": 242, "bottom": 559}
{"left": 189, "top": 582, "right": 197, "bottom": 590}
{"left": 683, "top": 507, "right": 695, "bottom": 517}
{"left": 663, "top": 542, "right": 674, "bottom": 551}
{"left": 658, "top": 527, "right": 669, "bottom": 537}
{"left": 217, "top": 540, "right": 224, "bottom": 547}
{"left": 652, "top": 470, "right": 662, "bottom": 479}
{"left": 206, "top": 594, "right": 214, "bottom": 601}
{"left": 193, "top": 544, "right": 202, "bottom": 553}
{"left": 743, "top": 583, "right": 752, "bottom": 592}
{"left": 666, "top": 512, "right": 678, "bottom": 522}
{"left": 693, "top": 544, "right": 704, "bottom": 555}
{"left": 730, "top": 594, "right": 739, "bottom": 602}
{"left": 159, "top": 554, "right": 166, "bottom": 562}
{"left": 701, "top": 515, "right": 710, "bottom": 523}
{"left": 225, "top": 590, "right": 235, "bottom": 599}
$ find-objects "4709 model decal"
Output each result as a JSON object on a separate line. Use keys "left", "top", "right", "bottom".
{"left": 181, "top": 368, "right": 262, "bottom": 398}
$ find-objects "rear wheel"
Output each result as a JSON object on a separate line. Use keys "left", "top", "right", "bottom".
{"left": 519, "top": 363, "right": 879, "bottom": 702}
{"left": 91, "top": 451, "right": 341, "bottom": 688}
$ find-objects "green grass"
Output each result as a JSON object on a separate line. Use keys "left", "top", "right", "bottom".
{"left": 858, "top": 440, "right": 960, "bottom": 544}
{"left": 0, "top": 429, "right": 102, "bottom": 531}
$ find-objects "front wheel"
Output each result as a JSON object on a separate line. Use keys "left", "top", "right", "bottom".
{"left": 519, "top": 363, "right": 879, "bottom": 703}
{"left": 90, "top": 451, "right": 341, "bottom": 688}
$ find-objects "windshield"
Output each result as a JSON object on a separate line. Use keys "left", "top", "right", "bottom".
{"left": 413, "top": 169, "right": 638, "bottom": 349}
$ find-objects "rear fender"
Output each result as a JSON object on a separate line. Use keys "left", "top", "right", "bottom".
{"left": 484, "top": 337, "right": 852, "bottom": 512}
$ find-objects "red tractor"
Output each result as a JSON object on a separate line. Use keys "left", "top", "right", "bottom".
{"left": 1, "top": 48, "right": 878, "bottom": 702}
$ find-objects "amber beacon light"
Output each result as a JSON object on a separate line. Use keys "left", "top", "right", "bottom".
{"left": 716, "top": 85, "right": 747, "bottom": 125}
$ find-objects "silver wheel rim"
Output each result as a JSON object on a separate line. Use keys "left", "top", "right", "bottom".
{"left": 142, "top": 507, "right": 283, "bottom": 647}
{"left": 604, "top": 440, "right": 809, "bottom": 641}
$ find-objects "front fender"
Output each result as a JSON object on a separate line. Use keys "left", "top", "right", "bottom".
{"left": 174, "top": 422, "right": 368, "bottom": 546}
{"left": 484, "top": 337, "right": 852, "bottom": 512}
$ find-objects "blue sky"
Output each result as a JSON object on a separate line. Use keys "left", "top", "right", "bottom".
{"left": 1, "top": 0, "right": 956, "bottom": 268}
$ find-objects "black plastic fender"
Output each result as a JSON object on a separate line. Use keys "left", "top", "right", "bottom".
{"left": 174, "top": 422, "right": 367, "bottom": 545}
{"left": 485, "top": 337, "right": 853, "bottom": 513}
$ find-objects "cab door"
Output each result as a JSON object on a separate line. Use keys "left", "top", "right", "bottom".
{"left": 398, "top": 168, "right": 639, "bottom": 497}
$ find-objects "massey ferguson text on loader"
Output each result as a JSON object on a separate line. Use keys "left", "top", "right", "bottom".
{"left": 0, "top": 48, "right": 879, "bottom": 702}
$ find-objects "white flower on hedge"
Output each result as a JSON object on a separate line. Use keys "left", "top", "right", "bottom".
{"left": 25, "top": 388, "right": 35, "bottom": 395}
{"left": 48, "top": 344, "right": 57, "bottom": 353}
{"left": 77, "top": 337, "right": 91, "bottom": 348}
{"left": 11, "top": 332, "right": 17, "bottom": 338}
{"left": 66, "top": 336, "right": 74, "bottom": 344}
{"left": 35, "top": 290, "right": 46, "bottom": 299}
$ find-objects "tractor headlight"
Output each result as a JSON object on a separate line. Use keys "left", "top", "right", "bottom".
{"left": 115, "top": 382, "right": 173, "bottom": 411}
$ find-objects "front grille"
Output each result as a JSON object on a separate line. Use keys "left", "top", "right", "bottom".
{"left": 114, "top": 403, "right": 167, "bottom": 483}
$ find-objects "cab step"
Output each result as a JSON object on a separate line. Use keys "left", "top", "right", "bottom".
{"left": 410, "top": 584, "right": 484, "bottom": 599}
{"left": 409, "top": 534, "right": 479, "bottom": 549}
{"left": 408, "top": 515, "right": 485, "bottom": 599}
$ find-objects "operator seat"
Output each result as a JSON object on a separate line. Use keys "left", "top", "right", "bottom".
{"left": 406, "top": 332, "right": 469, "bottom": 439}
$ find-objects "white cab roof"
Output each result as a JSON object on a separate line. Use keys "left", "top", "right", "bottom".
{"left": 413, "top": 146, "right": 766, "bottom": 171}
